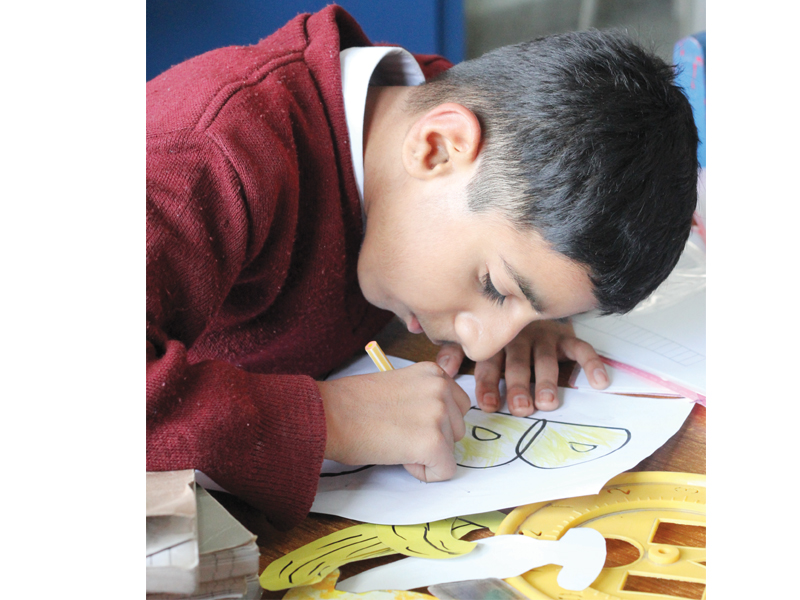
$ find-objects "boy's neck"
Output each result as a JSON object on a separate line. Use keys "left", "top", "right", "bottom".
{"left": 363, "top": 86, "right": 414, "bottom": 216}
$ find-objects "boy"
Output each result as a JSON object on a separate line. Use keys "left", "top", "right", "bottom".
{"left": 146, "top": 6, "right": 698, "bottom": 530}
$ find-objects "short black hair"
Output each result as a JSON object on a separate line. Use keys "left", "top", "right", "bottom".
{"left": 406, "top": 30, "right": 699, "bottom": 314}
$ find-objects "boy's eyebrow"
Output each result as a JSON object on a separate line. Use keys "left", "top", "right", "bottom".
{"left": 503, "top": 258, "right": 546, "bottom": 313}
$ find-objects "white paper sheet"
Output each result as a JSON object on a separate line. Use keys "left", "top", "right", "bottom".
{"left": 572, "top": 364, "right": 681, "bottom": 397}
{"left": 311, "top": 355, "right": 693, "bottom": 525}
{"left": 572, "top": 232, "right": 706, "bottom": 395}
{"left": 337, "top": 528, "right": 606, "bottom": 593}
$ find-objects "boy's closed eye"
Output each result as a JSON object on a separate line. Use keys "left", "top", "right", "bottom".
{"left": 481, "top": 272, "right": 506, "bottom": 306}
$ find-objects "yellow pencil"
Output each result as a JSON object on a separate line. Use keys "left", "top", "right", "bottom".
{"left": 365, "top": 341, "right": 394, "bottom": 372}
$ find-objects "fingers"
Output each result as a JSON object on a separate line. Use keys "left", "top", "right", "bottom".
{"left": 532, "top": 338, "right": 560, "bottom": 412}
{"left": 330, "top": 327, "right": 607, "bottom": 486}
{"left": 404, "top": 433, "right": 458, "bottom": 483}
{"left": 405, "top": 391, "right": 459, "bottom": 483}
{"left": 439, "top": 363, "right": 472, "bottom": 417}
{"left": 404, "top": 463, "right": 429, "bottom": 481}
{"left": 405, "top": 363, "right": 469, "bottom": 483}
{"left": 435, "top": 343, "right": 465, "bottom": 378}
{"left": 445, "top": 386, "right": 468, "bottom": 442}
{"left": 474, "top": 351, "right": 504, "bottom": 412}
{"left": 504, "top": 341, "right": 535, "bottom": 417}
{"left": 559, "top": 337, "right": 609, "bottom": 390}
{"left": 405, "top": 447, "right": 458, "bottom": 483}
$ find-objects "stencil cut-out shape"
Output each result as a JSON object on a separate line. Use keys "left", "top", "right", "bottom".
{"left": 261, "top": 512, "right": 505, "bottom": 591}
{"left": 260, "top": 524, "right": 392, "bottom": 591}
{"left": 282, "top": 569, "right": 436, "bottom": 600}
{"left": 455, "top": 408, "right": 630, "bottom": 470}
{"left": 337, "top": 528, "right": 607, "bottom": 593}
{"left": 452, "top": 511, "right": 507, "bottom": 536}
{"left": 375, "top": 517, "right": 475, "bottom": 559}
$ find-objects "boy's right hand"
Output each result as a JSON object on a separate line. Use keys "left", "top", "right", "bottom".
{"left": 317, "top": 362, "right": 471, "bottom": 483}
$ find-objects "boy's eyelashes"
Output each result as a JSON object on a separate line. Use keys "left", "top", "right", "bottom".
{"left": 481, "top": 272, "right": 506, "bottom": 306}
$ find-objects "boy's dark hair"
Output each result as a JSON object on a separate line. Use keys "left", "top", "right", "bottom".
{"left": 406, "top": 30, "right": 699, "bottom": 314}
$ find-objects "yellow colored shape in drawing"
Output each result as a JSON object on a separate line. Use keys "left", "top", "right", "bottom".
{"left": 455, "top": 409, "right": 532, "bottom": 468}
{"left": 455, "top": 409, "right": 630, "bottom": 470}
{"left": 518, "top": 421, "right": 630, "bottom": 469}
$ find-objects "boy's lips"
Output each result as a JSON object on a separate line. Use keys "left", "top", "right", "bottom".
{"left": 407, "top": 312, "right": 424, "bottom": 334}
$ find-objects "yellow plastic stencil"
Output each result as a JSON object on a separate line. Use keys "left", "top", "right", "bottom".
{"left": 496, "top": 471, "right": 706, "bottom": 600}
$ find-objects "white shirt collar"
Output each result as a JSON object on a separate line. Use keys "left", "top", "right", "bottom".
{"left": 340, "top": 47, "right": 425, "bottom": 228}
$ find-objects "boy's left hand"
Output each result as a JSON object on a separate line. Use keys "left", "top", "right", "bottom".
{"left": 434, "top": 319, "right": 609, "bottom": 417}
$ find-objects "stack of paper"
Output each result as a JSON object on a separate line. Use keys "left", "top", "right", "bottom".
{"left": 147, "top": 470, "right": 200, "bottom": 594}
{"left": 147, "top": 470, "right": 261, "bottom": 600}
{"left": 570, "top": 362, "right": 681, "bottom": 397}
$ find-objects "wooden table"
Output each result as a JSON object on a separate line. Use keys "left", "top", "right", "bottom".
{"left": 215, "top": 317, "right": 706, "bottom": 599}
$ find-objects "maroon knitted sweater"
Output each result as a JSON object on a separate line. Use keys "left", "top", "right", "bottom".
{"left": 146, "top": 6, "right": 451, "bottom": 530}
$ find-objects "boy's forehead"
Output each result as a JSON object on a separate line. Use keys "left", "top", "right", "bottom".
{"left": 491, "top": 221, "right": 598, "bottom": 317}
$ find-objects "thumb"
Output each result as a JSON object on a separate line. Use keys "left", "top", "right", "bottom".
{"left": 435, "top": 343, "right": 465, "bottom": 378}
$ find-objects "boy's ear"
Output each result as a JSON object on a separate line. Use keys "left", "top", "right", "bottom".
{"left": 401, "top": 103, "right": 482, "bottom": 180}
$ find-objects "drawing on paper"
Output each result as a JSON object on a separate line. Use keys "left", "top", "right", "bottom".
{"left": 455, "top": 408, "right": 630, "bottom": 469}
{"left": 320, "top": 407, "right": 630, "bottom": 477}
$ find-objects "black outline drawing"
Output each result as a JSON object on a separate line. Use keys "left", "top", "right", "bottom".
{"left": 319, "top": 464, "right": 374, "bottom": 478}
{"left": 456, "top": 408, "right": 631, "bottom": 470}
{"left": 319, "top": 407, "right": 631, "bottom": 477}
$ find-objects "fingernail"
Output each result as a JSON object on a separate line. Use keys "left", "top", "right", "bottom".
{"left": 594, "top": 368, "right": 608, "bottom": 386}
{"left": 482, "top": 393, "right": 499, "bottom": 411}
{"left": 538, "top": 389, "right": 556, "bottom": 406}
{"left": 437, "top": 355, "right": 450, "bottom": 369}
{"left": 512, "top": 394, "right": 531, "bottom": 411}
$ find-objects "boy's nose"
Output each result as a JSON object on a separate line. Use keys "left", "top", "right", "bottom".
{"left": 454, "top": 311, "right": 529, "bottom": 363}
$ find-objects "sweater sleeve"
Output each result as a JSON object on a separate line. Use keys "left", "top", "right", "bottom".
{"left": 146, "top": 129, "right": 326, "bottom": 531}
